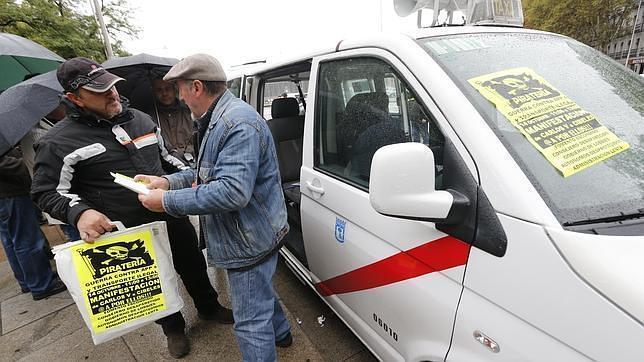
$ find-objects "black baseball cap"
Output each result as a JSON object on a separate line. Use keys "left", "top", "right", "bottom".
{"left": 57, "top": 57, "right": 124, "bottom": 93}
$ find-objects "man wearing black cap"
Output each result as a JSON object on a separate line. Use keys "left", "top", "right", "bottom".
{"left": 31, "top": 57, "right": 233, "bottom": 358}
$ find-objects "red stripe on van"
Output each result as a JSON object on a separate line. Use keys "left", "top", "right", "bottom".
{"left": 314, "top": 236, "right": 470, "bottom": 297}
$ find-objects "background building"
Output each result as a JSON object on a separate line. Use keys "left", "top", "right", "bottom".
{"left": 605, "top": 0, "right": 644, "bottom": 74}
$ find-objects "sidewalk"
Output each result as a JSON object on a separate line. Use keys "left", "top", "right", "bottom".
{"left": 0, "top": 255, "right": 324, "bottom": 361}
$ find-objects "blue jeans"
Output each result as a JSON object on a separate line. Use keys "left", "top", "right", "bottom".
{"left": 60, "top": 224, "right": 81, "bottom": 241}
{"left": 0, "top": 195, "right": 54, "bottom": 294}
{"left": 227, "top": 253, "right": 291, "bottom": 361}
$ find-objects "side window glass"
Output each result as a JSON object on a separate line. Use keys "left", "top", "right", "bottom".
{"left": 227, "top": 77, "right": 242, "bottom": 98}
{"left": 384, "top": 76, "right": 400, "bottom": 114}
{"left": 262, "top": 80, "right": 308, "bottom": 120}
{"left": 315, "top": 57, "right": 444, "bottom": 189}
{"left": 244, "top": 77, "right": 253, "bottom": 103}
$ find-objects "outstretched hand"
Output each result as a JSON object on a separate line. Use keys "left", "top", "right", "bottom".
{"left": 134, "top": 174, "right": 170, "bottom": 190}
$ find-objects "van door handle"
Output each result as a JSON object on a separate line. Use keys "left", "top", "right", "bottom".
{"left": 305, "top": 180, "right": 325, "bottom": 195}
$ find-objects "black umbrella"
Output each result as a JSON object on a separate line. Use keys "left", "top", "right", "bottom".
{"left": 0, "top": 32, "right": 64, "bottom": 91}
{"left": 102, "top": 53, "right": 179, "bottom": 113}
{"left": 0, "top": 70, "right": 63, "bottom": 155}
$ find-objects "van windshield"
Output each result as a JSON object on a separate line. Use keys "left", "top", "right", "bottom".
{"left": 418, "top": 32, "right": 644, "bottom": 226}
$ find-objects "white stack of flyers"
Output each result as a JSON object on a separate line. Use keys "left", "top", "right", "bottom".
{"left": 110, "top": 172, "right": 150, "bottom": 195}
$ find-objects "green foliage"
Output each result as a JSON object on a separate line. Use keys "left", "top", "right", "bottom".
{"left": 0, "top": 0, "right": 139, "bottom": 61}
{"left": 523, "top": 0, "right": 639, "bottom": 48}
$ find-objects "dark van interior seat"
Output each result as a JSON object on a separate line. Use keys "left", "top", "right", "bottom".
{"left": 267, "top": 97, "right": 304, "bottom": 226}
{"left": 336, "top": 92, "right": 390, "bottom": 166}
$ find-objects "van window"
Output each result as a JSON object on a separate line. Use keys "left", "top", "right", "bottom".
{"left": 315, "top": 57, "right": 444, "bottom": 189}
{"left": 227, "top": 77, "right": 242, "bottom": 98}
{"left": 244, "top": 76, "right": 253, "bottom": 103}
{"left": 419, "top": 33, "right": 644, "bottom": 225}
{"left": 261, "top": 80, "right": 308, "bottom": 120}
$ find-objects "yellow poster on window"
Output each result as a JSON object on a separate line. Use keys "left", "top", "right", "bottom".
{"left": 468, "top": 67, "right": 629, "bottom": 177}
{"left": 71, "top": 229, "right": 167, "bottom": 334}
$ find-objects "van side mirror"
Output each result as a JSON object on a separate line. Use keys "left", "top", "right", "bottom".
{"left": 369, "top": 143, "right": 469, "bottom": 223}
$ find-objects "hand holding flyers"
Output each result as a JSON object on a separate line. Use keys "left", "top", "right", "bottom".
{"left": 133, "top": 174, "right": 170, "bottom": 190}
{"left": 112, "top": 173, "right": 168, "bottom": 213}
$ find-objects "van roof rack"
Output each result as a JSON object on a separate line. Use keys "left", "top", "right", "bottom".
{"left": 394, "top": 0, "right": 524, "bottom": 28}
{"left": 231, "top": 60, "right": 267, "bottom": 68}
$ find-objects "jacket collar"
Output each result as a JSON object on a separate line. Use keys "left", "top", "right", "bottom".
{"left": 210, "top": 90, "right": 235, "bottom": 126}
{"left": 195, "top": 90, "right": 233, "bottom": 169}
{"left": 197, "top": 91, "right": 225, "bottom": 128}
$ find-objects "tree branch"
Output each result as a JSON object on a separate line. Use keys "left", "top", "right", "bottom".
{"left": 0, "top": 18, "right": 35, "bottom": 28}
{"left": 48, "top": 0, "right": 65, "bottom": 17}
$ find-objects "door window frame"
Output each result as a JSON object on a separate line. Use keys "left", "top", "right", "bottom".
{"left": 310, "top": 50, "right": 469, "bottom": 192}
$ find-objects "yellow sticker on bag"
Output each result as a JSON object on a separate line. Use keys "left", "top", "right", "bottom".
{"left": 468, "top": 67, "right": 629, "bottom": 177}
{"left": 71, "top": 229, "right": 167, "bottom": 334}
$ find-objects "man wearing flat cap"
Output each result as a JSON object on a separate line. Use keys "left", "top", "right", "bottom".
{"left": 137, "top": 53, "right": 293, "bottom": 360}
{"left": 31, "top": 57, "right": 233, "bottom": 358}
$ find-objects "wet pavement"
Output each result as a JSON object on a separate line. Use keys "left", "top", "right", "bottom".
{"left": 0, "top": 242, "right": 376, "bottom": 361}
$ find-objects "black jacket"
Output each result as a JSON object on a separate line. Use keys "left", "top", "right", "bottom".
{"left": 31, "top": 101, "right": 186, "bottom": 228}
{"left": 0, "top": 148, "right": 31, "bottom": 198}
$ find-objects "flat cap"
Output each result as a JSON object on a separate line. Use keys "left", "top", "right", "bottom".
{"left": 163, "top": 53, "right": 227, "bottom": 82}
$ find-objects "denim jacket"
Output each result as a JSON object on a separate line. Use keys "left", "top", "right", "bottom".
{"left": 163, "top": 90, "right": 288, "bottom": 269}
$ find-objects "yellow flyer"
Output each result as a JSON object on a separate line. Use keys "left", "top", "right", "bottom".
{"left": 468, "top": 67, "right": 629, "bottom": 177}
{"left": 71, "top": 228, "right": 167, "bottom": 334}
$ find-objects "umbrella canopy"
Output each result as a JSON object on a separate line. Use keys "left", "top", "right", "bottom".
{"left": 0, "top": 70, "right": 63, "bottom": 155}
{"left": 103, "top": 53, "right": 179, "bottom": 112}
{"left": 0, "top": 33, "right": 64, "bottom": 91}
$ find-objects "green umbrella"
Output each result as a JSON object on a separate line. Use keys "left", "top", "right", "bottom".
{"left": 0, "top": 32, "right": 64, "bottom": 91}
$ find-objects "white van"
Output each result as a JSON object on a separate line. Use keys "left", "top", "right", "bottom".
{"left": 229, "top": 8, "right": 644, "bottom": 362}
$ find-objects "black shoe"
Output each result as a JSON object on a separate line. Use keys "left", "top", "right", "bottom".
{"left": 32, "top": 278, "right": 67, "bottom": 301}
{"left": 166, "top": 331, "right": 190, "bottom": 359}
{"left": 275, "top": 331, "right": 293, "bottom": 348}
{"left": 20, "top": 286, "right": 30, "bottom": 293}
{"left": 198, "top": 304, "right": 234, "bottom": 324}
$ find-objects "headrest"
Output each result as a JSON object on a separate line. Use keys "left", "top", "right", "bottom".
{"left": 271, "top": 97, "right": 300, "bottom": 118}
{"left": 345, "top": 92, "right": 388, "bottom": 114}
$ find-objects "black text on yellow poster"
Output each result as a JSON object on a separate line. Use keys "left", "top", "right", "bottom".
{"left": 468, "top": 67, "right": 629, "bottom": 177}
{"left": 71, "top": 229, "right": 167, "bottom": 334}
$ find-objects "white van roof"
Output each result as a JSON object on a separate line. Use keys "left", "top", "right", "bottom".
{"left": 338, "top": 26, "right": 558, "bottom": 50}
{"left": 241, "top": 26, "right": 558, "bottom": 78}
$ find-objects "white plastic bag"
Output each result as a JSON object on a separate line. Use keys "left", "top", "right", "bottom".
{"left": 53, "top": 221, "right": 183, "bottom": 345}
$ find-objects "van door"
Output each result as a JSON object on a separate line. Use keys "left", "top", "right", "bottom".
{"left": 300, "top": 49, "right": 475, "bottom": 360}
